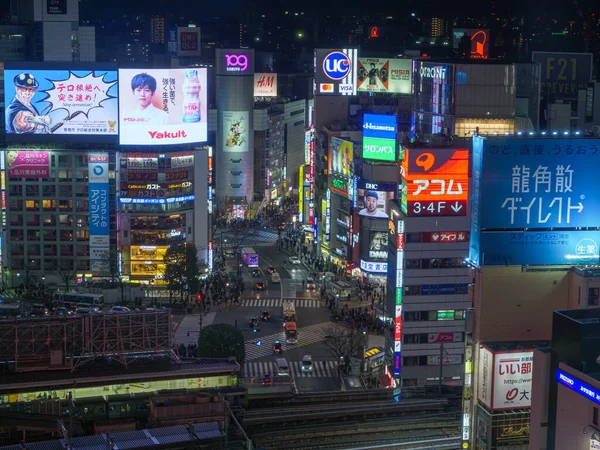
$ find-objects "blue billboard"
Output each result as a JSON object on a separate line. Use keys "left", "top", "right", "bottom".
{"left": 480, "top": 138, "right": 600, "bottom": 229}
{"left": 469, "top": 136, "right": 483, "bottom": 265}
{"left": 362, "top": 114, "right": 397, "bottom": 162}
{"left": 479, "top": 231, "right": 600, "bottom": 266}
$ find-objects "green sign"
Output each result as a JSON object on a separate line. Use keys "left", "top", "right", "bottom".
{"left": 437, "top": 310, "right": 455, "bottom": 320}
{"left": 331, "top": 177, "right": 349, "bottom": 196}
{"left": 396, "top": 287, "right": 403, "bottom": 305}
{"left": 363, "top": 137, "right": 396, "bottom": 161}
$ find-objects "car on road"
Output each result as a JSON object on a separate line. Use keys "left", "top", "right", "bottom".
{"left": 271, "top": 272, "right": 281, "bottom": 284}
{"left": 306, "top": 277, "right": 316, "bottom": 290}
{"left": 255, "top": 282, "right": 266, "bottom": 291}
{"left": 288, "top": 256, "right": 301, "bottom": 265}
{"left": 260, "top": 374, "right": 272, "bottom": 385}
{"left": 109, "top": 306, "right": 131, "bottom": 314}
{"left": 251, "top": 269, "right": 263, "bottom": 278}
{"left": 261, "top": 310, "right": 271, "bottom": 321}
{"left": 224, "top": 250, "right": 235, "bottom": 258}
{"left": 267, "top": 266, "right": 277, "bottom": 274}
{"left": 302, "top": 355, "right": 313, "bottom": 373}
{"left": 276, "top": 358, "right": 291, "bottom": 376}
{"left": 249, "top": 316, "right": 260, "bottom": 331}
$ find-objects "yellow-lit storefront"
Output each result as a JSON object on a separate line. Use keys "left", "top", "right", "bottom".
{"left": 129, "top": 245, "right": 168, "bottom": 284}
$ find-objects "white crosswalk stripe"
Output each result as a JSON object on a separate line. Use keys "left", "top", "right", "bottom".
{"left": 244, "top": 322, "right": 344, "bottom": 361}
{"left": 220, "top": 230, "right": 279, "bottom": 247}
{"left": 244, "top": 360, "right": 339, "bottom": 378}
{"left": 240, "top": 298, "right": 321, "bottom": 308}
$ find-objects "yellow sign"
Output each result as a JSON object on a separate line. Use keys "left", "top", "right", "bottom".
{"left": 364, "top": 347, "right": 382, "bottom": 358}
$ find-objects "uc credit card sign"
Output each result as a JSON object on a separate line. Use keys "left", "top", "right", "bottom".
{"left": 480, "top": 138, "right": 600, "bottom": 229}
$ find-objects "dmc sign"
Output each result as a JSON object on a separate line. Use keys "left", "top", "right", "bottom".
{"left": 225, "top": 54, "right": 249, "bottom": 72}
{"left": 420, "top": 66, "right": 447, "bottom": 79}
{"left": 323, "top": 51, "right": 352, "bottom": 80}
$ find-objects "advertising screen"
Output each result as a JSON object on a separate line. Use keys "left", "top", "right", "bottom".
{"left": 469, "top": 136, "right": 484, "bottom": 266}
{"left": 357, "top": 58, "right": 412, "bottom": 94}
{"left": 532, "top": 52, "right": 593, "bottom": 100}
{"left": 222, "top": 111, "right": 249, "bottom": 153}
{"left": 479, "top": 138, "right": 600, "bottom": 229}
{"left": 403, "top": 148, "right": 469, "bottom": 217}
{"left": 254, "top": 73, "right": 277, "bottom": 96}
{"left": 7, "top": 151, "right": 50, "bottom": 178}
{"left": 4, "top": 65, "right": 118, "bottom": 142}
{"left": 118, "top": 68, "right": 208, "bottom": 145}
{"left": 479, "top": 230, "right": 600, "bottom": 266}
{"left": 315, "top": 48, "right": 358, "bottom": 95}
{"left": 356, "top": 180, "right": 396, "bottom": 219}
{"left": 493, "top": 351, "right": 533, "bottom": 410}
{"left": 362, "top": 114, "right": 397, "bottom": 162}
{"left": 330, "top": 137, "right": 353, "bottom": 176}
{"left": 369, "top": 231, "right": 388, "bottom": 259}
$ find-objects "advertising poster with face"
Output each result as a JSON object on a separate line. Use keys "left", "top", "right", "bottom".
{"left": 356, "top": 188, "right": 393, "bottom": 219}
{"left": 118, "top": 68, "right": 207, "bottom": 145}
{"left": 369, "top": 231, "right": 389, "bottom": 259}
{"left": 4, "top": 67, "right": 118, "bottom": 140}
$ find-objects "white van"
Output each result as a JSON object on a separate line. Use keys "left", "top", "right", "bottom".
{"left": 302, "top": 355, "right": 313, "bottom": 373}
{"left": 276, "top": 358, "right": 290, "bottom": 376}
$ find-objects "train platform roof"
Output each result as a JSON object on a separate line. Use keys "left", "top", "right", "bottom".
{"left": 0, "top": 422, "right": 225, "bottom": 450}
{"left": 0, "top": 355, "right": 241, "bottom": 392}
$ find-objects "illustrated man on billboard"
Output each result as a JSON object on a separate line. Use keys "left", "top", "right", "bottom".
{"left": 130, "top": 73, "right": 169, "bottom": 126}
{"left": 6, "top": 73, "right": 52, "bottom": 134}
{"left": 359, "top": 191, "right": 388, "bottom": 218}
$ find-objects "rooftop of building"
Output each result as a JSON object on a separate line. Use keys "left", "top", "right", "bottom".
{"left": 0, "top": 422, "right": 224, "bottom": 450}
{"left": 481, "top": 340, "right": 551, "bottom": 352}
{"left": 0, "top": 355, "right": 240, "bottom": 392}
{"left": 555, "top": 307, "right": 600, "bottom": 325}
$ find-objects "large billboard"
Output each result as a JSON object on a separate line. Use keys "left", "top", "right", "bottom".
{"left": 362, "top": 114, "right": 397, "bottom": 162}
{"left": 369, "top": 231, "right": 388, "bottom": 259}
{"left": 118, "top": 68, "right": 207, "bottom": 145}
{"left": 330, "top": 137, "right": 353, "bottom": 176}
{"left": 493, "top": 351, "right": 533, "bottom": 410}
{"left": 4, "top": 65, "right": 118, "bottom": 142}
{"left": 532, "top": 52, "right": 593, "bottom": 100}
{"left": 402, "top": 148, "right": 469, "bottom": 217}
{"left": 479, "top": 230, "right": 600, "bottom": 266}
{"left": 222, "top": 111, "right": 249, "bottom": 153}
{"left": 254, "top": 73, "right": 277, "bottom": 96}
{"left": 7, "top": 151, "right": 49, "bottom": 178}
{"left": 315, "top": 48, "right": 358, "bottom": 95}
{"left": 452, "top": 29, "right": 490, "bottom": 59}
{"left": 168, "top": 27, "right": 201, "bottom": 57}
{"left": 357, "top": 58, "right": 412, "bottom": 94}
{"left": 479, "top": 138, "right": 600, "bottom": 229}
{"left": 356, "top": 180, "right": 396, "bottom": 219}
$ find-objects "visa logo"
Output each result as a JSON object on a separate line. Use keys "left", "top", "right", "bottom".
{"left": 339, "top": 84, "right": 353, "bottom": 93}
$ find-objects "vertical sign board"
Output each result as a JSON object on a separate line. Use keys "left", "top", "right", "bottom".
{"left": 532, "top": 52, "right": 593, "bottom": 100}
{"left": 298, "top": 165, "right": 304, "bottom": 223}
{"left": 477, "top": 346, "right": 493, "bottom": 409}
{"left": 89, "top": 154, "right": 110, "bottom": 273}
{"left": 394, "top": 220, "right": 405, "bottom": 380}
{"left": 469, "top": 136, "right": 483, "bottom": 266}
{"left": 304, "top": 129, "right": 311, "bottom": 165}
{"left": 309, "top": 125, "right": 315, "bottom": 225}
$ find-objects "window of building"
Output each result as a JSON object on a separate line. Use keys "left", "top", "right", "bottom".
{"left": 26, "top": 230, "right": 40, "bottom": 241}
{"left": 59, "top": 185, "right": 72, "bottom": 196}
{"left": 406, "top": 232, "right": 422, "bottom": 243}
{"left": 43, "top": 230, "right": 56, "bottom": 240}
{"left": 44, "top": 244, "right": 56, "bottom": 256}
{"left": 59, "top": 215, "right": 72, "bottom": 226}
{"left": 405, "top": 285, "right": 421, "bottom": 295}
{"left": 403, "top": 356, "right": 419, "bottom": 366}
{"left": 9, "top": 200, "right": 23, "bottom": 211}
{"left": 25, "top": 185, "right": 39, "bottom": 197}
{"left": 594, "top": 407, "right": 599, "bottom": 426}
{"left": 44, "top": 259, "right": 57, "bottom": 271}
{"left": 43, "top": 185, "right": 56, "bottom": 196}
{"left": 405, "top": 259, "right": 421, "bottom": 269}
{"left": 402, "top": 378, "right": 418, "bottom": 387}
{"left": 25, "top": 200, "right": 38, "bottom": 211}
{"left": 10, "top": 214, "right": 23, "bottom": 226}
{"left": 9, "top": 185, "right": 22, "bottom": 196}
{"left": 589, "top": 288, "right": 600, "bottom": 306}
{"left": 26, "top": 214, "right": 40, "bottom": 226}
{"left": 42, "top": 200, "right": 56, "bottom": 211}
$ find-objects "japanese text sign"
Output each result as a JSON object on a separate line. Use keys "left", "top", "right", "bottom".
{"left": 7, "top": 151, "right": 49, "bottom": 178}
{"left": 493, "top": 351, "right": 533, "bottom": 410}
{"left": 480, "top": 138, "right": 600, "bottom": 229}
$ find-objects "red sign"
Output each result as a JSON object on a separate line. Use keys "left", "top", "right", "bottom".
{"left": 397, "top": 233, "right": 405, "bottom": 250}
{"left": 370, "top": 26, "right": 379, "bottom": 38}
{"left": 428, "top": 332, "right": 460, "bottom": 343}
{"left": 423, "top": 231, "right": 469, "bottom": 243}
{"left": 470, "top": 30, "right": 489, "bottom": 59}
{"left": 403, "top": 148, "right": 469, "bottom": 217}
{"left": 394, "top": 314, "right": 402, "bottom": 340}
{"left": 126, "top": 172, "right": 158, "bottom": 182}
{"left": 165, "top": 171, "right": 190, "bottom": 181}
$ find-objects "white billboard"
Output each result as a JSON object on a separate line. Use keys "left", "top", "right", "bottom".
{"left": 254, "top": 73, "right": 277, "bottom": 97}
{"left": 357, "top": 58, "right": 412, "bottom": 94}
{"left": 222, "top": 111, "right": 249, "bottom": 153}
{"left": 492, "top": 351, "right": 533, "bottom": 410}
{"left": 477, "top": 346, "right": 493, "bottom": 409}
{"left": 118, "top": 68, "right": 207, "bottom": 145}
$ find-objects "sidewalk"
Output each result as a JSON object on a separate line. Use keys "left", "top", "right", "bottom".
{"left": 175, "top": 312, "right": 216, "bottom": 346}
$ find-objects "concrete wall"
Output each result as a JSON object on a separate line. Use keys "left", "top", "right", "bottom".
{"left": 475, "top": 267, "right": 570, "bottom": 342}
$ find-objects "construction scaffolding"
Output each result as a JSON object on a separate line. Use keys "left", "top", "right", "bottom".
{"left": 0, "top": 311, "right": 175, "bottom": 373}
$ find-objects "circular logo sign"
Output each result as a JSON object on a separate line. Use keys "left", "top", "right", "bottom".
{"left": 575, "top": 238, "right": 598, "bottom": 261}
{"left": 93, "top": 165, "right": 104, "bottom": 176}
{"left": 322, "top": 51, "right": 351, "bottom": 81}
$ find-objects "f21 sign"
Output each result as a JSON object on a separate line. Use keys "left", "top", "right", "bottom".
{"left": 401, "top": 148, "right": 469, "bottom": 217}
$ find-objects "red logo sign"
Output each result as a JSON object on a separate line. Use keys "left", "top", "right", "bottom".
{"left": 470, "top": 30, "right": 488, "bottom": 59}
{"left": 370, "top": 26, "right": 379, "bottom": 38}
{"left": 402, "top": 148, "right": 469, "bottom": 217}
{"left": 180, "top": 31, "right": 198, "bottom": 52}
{"left": 506, "top": 388, "right": 519, "bottom": 401}
{"left": 394, "top": 316, "right": 402, "bottom": 340}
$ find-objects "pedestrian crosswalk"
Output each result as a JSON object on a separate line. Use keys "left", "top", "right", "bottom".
{"left": 244, "top": 360, "right": 339, "bottom": 378}
{"left": 240, "top": 298, "right": 321, "bottom": 308}
{"left": 244, "top": 322, "right": 344, "bottom": 361}
{"left": 220, "top": 230, "right": 279, "bottom": 247}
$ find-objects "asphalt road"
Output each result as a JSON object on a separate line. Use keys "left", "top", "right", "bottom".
{"left": 212, "top": 229, "right": 341, "bottom": 390}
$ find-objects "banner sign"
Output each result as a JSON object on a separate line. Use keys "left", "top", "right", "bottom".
{"left": 7, "top": 151, "right": 49, "bottom": 178}
{"left": 357, "top": 58, "right": 412, "bottom": 94}
{"left": 532, "top": 52, "right": 593, "bottom": 100}
{"left": 88, "top": 154, "right": 110, "bottom": 273}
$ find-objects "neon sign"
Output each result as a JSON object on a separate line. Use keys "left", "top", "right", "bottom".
{"left": 470, "top": 30, "right": 489, "bottom": 59}
{"left": 420, "top": 66, "right": 447, "bottom": 79}
{"left": 322, "top": 51, "right": 352, "bottom": 81}
{"left": 225, "top": 54, "right": 249, "bottom": 72}
{"left": 370, "top": 26, "right": 379, "bottom": 38}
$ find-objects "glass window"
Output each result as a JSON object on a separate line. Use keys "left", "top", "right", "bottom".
{"left": 405, "top": 259, "right": 421, "bottom": 269}
{"left": 589, "top": 288, "right": 600, "bottom": 306}
{"left": 405, "top": 285, "right": 420, "bottom": 295}
{"left": 406, "top": 232, "right": 422, "bottom": 243}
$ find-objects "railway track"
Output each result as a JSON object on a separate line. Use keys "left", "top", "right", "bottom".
{"left": 250, "top": 413, "right": 461, "bottom": 449}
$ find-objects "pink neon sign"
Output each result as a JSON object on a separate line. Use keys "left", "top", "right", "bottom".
{"left": 225, "top": 54, "right": 248, "bottom": 72}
